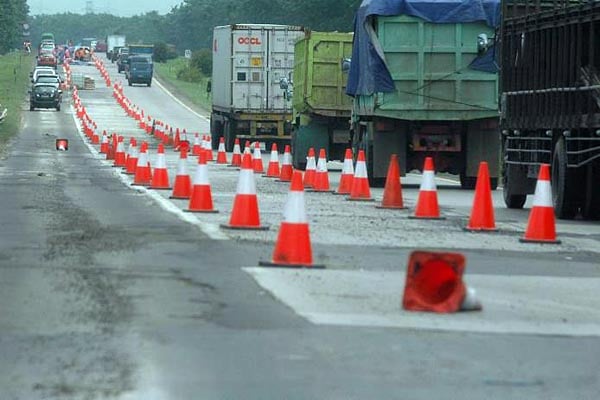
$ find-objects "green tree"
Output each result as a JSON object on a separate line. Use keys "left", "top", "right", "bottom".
{"left": 0, "top": 0, "right": 30, "bottom": 54}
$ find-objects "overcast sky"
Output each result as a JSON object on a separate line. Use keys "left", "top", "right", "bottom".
{"left": 28, "top": 0, "right": 183, "bottom": 16}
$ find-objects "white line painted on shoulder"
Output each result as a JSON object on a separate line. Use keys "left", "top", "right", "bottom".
{"left": 152, "top": 78, "right": 210, "bottom": 122}
{"left": 70, "top": 104, "right": 227, "bottom": 241}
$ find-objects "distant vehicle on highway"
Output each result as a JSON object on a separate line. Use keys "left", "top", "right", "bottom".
{"left": 125, "top": 55, "right": 153, "bottom": 87}
{"left": 30, "top": 83, "right": 62, "bottom": 111}
{"left": 116, "top": 47, "right": 130, "bottom": 73}
{"left": 31, "top": 66, "right": 58, "bottom": 83}
{"left": 34, "top": 74, "right": 61, "bottom": 88}
{"left": 37, "top": 51, "right": 57, "bottom": 69}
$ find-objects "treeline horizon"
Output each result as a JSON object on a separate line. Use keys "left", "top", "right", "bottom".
{"left": 28, "top": 0, "right": 361, "bottom": 54}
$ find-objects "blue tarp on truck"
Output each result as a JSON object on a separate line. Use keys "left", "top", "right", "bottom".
{"left": 346, "top": 0, "right": 501, "bottom": 96}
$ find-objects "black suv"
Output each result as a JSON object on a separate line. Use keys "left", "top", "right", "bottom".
{"left": 30, "top": 83, "right": 62, "bottom": 111}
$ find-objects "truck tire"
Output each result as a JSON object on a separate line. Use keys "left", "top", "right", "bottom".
{"left": 552, "top": 137, "right": 578, "bottom": 219}
{"left": 460, "top": 173, "right": 498, "bottom": 190}
{"left": 128, "top": 79, "right": 132, "bottom": 86}
{"left": 459, "top": 174, "right": 477, "bottom": 190}
{"left": 210, "top": 114, "right": 222, "bottom": 150}
{"left": 291, "top": 128, "right": 306, "bottom": 170}
{"left": 583, "top": 160, "right": 600, "bottom": 220}
{"left": 503, "top": 165, "right": 527, "bottom": 209}
{"left": 223, "top": 119, "right": 236, "bottom": 152}
{"left": 148, "top": 81, "right": 151, "bottom": 87}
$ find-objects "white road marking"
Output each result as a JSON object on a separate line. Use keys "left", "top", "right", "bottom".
{"left": 152, "top": 78, "right": 210, "bottom": 122}
{"left": 244, "top": 267, "right": 600, "bottom": 337}
{"left": 70, "top": 105, "right": 228, "bottom": 241}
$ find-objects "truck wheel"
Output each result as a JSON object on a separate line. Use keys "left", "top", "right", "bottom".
{"left": 459, "top": 173, "right": 477, "bottom": 190}
{"left": 128, "top": 79, "right": 132, "bottom": 87}
{"left": 552, "top": 137, "right": 578, "bottom": 219}
{"left": 30, "top": 104, "right": 34, "bottom": 111}
{"left": 583, "top": 161, "right": 600, "bottom": 220}
{"left": 223, "top": 120, "right": 236, "bottom": 152}
{"left": 503, "top": 165, "right": 527, "bottom": 209}
{"left": 290, "top": 128, "right": 306, "bottom": 170}
{"left": 56, "top": 104, "right": 60, "bottom": 111}
{"left": 210, "top": 114, "right": 222, "bottom": 150}
{"left": 148, "top": 81, "right": 152, "bottom": 87}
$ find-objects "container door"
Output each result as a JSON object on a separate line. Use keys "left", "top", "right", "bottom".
{"left": 231, "top": 28, "right": 268, "bottom": 111}
{"left": 267, "top": 28, "right": 304, "bottom": 111}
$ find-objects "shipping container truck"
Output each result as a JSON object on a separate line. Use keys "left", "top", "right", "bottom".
{"left": 500, "top": 0, "right": 600, "bottom": 219}
{"left": 290, "top": 31, "right": 354, "bottom": 169}
{"left": 210, "top": 24, "right": 306, "bottom": 151}
{"left": 106, "top": 34, "right": 126, "bottom": 60}
{"left": 347, "top": 0, "right": 501, "bottom": 188}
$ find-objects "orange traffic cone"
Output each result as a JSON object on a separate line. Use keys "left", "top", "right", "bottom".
{"left": 334, "top": 148, "right": 354, "bottom": 195}
{"left": 204, "top": 135, "right": 214, "bottom": 162}
{"left": 113, "top": 137, "right": 126, "bottom": 168}
{"left": 520, "top": 164, "right": 561, "bottom": 244}
{"left": 170, "top": 149, "right": 192, "bottom": 199}
{"left": 174, "top": 128, "right": 181, "bottom": 149}
{"left": 312, "top": 149, "right": 332, "bottom": 192}
{"left": 348, "top": 149, "right": 373, "bottom": 201}
{"left": 466, "top": 162, "right": 496, "bottom": 231}
{"left": 259, "top": 170, "right": 324, "bottom": 269}
{"left": 124, "top": 138, "right": 138, "bottom": 175}
{"left": 402, "top": 251, "right": 480, "bottom": 313}
{"left": 411, "top": 157, "right": 443, "bottom": 219}
{"left": 132, "top": 142, "right": 152, "bottom": 186}
{"left": 91, "top": 128, "right": 100, "bottom": 144}
{"left": 278, "top": 145, "right": 293, "bottom": 182}
{"left": 192, "top": 133, "right": 202, "bottom": 156}
{"left": 264, "top": 143, "right": 280, "bottom": 177}
{"left": 216, "top": 137, "right": 228, "bottom": 164}
{"left": 150, "top": 143, "right": 171, "bottom": 190}
{"left": 376, "top": 154, "right": 406, "bottom": 209}
{"left": 100, "top": 131, "right": 109, "bottom": 154}
{"left": 221, "top": 153, "right": 269, "bottom": 230}
{"left": 304, "top": 148, "right": 316, "bottom": 188}
{"left": 244, "top": 140, "right": 251, "bottom": 154}
{"left": 186, "top": 152, "right": 218, "bottom": 213}
{"left": 252, "top": 142, "right": 264, "bottom": 173}
{"left": 230, "top": 138, "right": 242, "bottom": 167}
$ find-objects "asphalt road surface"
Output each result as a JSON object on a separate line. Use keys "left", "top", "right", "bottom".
{"left": 0, "top": 58, "right": 599, "bottom": 400}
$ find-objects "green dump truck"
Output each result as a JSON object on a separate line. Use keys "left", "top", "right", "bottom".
{"left": 347, "top": 0, "right": 501, "bottom": 187}
{"left": 290, "top": 31, "right": 354, "bottom": 169}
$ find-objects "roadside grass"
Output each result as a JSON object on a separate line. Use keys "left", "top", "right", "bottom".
{"left": 0, "top": 52, "right": 34, "bottom": 152}
{"left": 153, "top": 57, "right": 211, "bottom": 112}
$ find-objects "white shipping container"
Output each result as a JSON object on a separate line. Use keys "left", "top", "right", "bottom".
{"left": 212, "top": 24, "right": 305, "bottom": 113}
{"left": 106, "top": 35, "right": 126, "bottom": 53}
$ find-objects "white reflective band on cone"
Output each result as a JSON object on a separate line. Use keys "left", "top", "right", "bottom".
{"left": 316, "top": 157, "right": 327, "bottom": 172}
{"left": 253, "top": 146, "right": 262, "bottom": 159}
{"left": 130, "top": 147, "right": 139, "bottom": 159}
{"left": 419, "top": 170, "right": 437, "bottom": 191}
{"left": 306, "top": 157, "right": 316, "bottom": 170}
{"left": 282, "top": 152, "right": 291, "bottom": 165}
{"left": 192, "top": 164, "right": 210, "bottom": 185}
{"left": 155, "top": 154, "right": 167, "bottom": 169}
{"left": 270, "top": 150, "right": 279, "bottom": 162}
{"left": 233, "top": 144, "right": 241, "bottom": 154}
{"left": 342, "top": 158, "right": 354, "bottom": 175}
{"left": 354, "top": 161, "right": 368, "bottom": 179}
{"left": 532, "top": 180, "right": 553, "bottom": 207}
{"left": 194, "top": 135, "right": 200, "bottom": 146}
{"left": 236, "top": 169, "right": 257, "bottom": 195}
{"left": 283, "top": 191, "right": 308, "bottom": 223}
{"left": 137, "top": 151, "right": 148, "bottom": 167}
{"left": 218, "top": 142, "right": 226, "bottom": 152}
{"left": 176, "top": 158, "right": 188, "bottom": 175}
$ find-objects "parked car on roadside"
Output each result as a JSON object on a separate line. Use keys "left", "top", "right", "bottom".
{"left": 30, "top": 83, "right": 62, "bottom": 111}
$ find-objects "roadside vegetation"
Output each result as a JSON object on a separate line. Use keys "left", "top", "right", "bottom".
{"left": 0, "top": 52, "right": 34, "bottom": 151}
{"left": 153, "top": 52, "right": 212, "bottom": 112}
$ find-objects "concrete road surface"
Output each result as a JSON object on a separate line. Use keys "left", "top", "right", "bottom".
{"left": 0, "top": 58, "right": 599, "bottom": 400}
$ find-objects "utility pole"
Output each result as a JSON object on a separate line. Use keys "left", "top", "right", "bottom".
{"left": 85, "top": 1, "right": 94, "bottom": 14}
